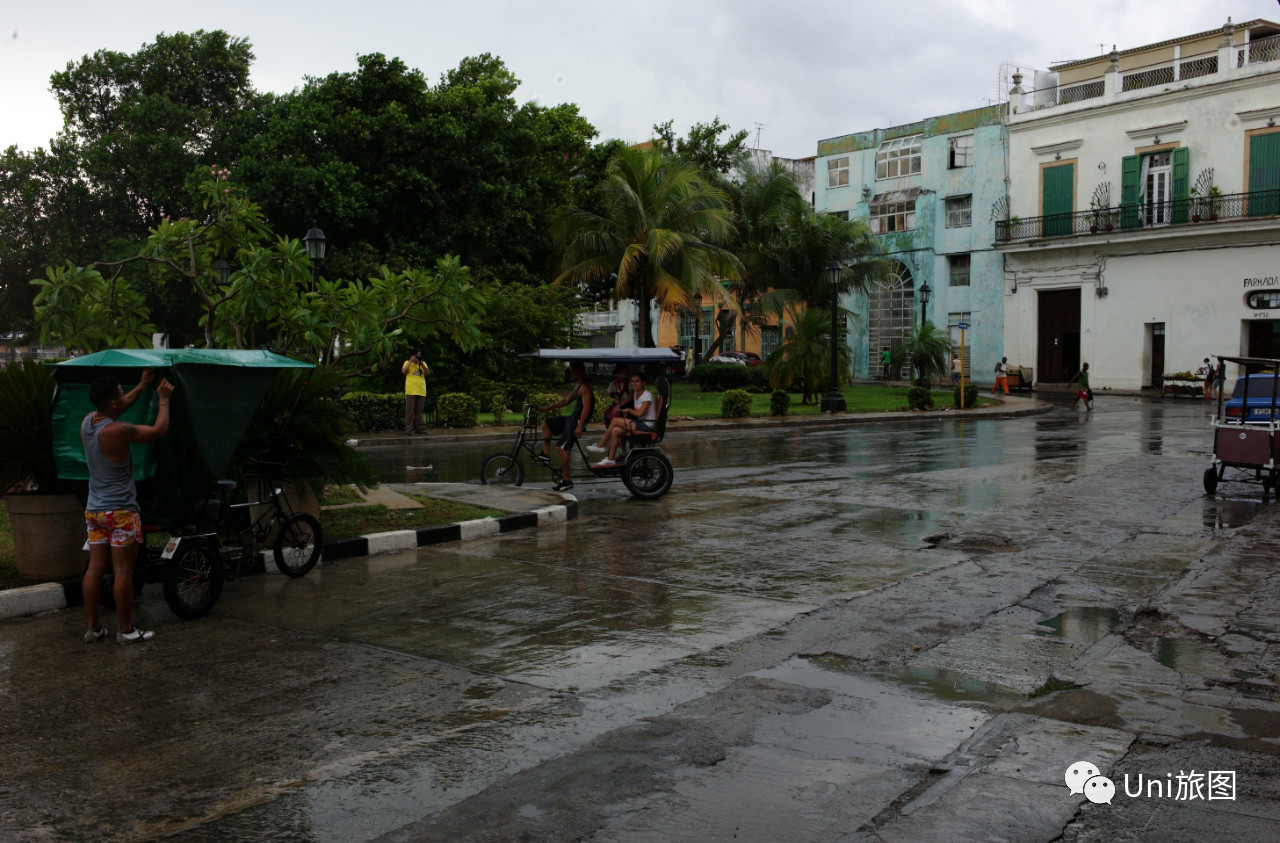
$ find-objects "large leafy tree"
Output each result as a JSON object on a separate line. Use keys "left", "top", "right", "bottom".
{"left": 552, "top": 145, "right": 742, "bottom": 347}
{"left": 653, "top": 117, "right": 750, "bottom": 178}
{"left": 234, "top": 53, "right": 600, "bottom": 286}
{"left": 891, "top": 322, "right": 953, "bottom": 386}
{"left": 764, "top": 307, "right": 849, "bottom": 404}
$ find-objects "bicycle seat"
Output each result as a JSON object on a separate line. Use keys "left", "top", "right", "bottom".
{"left": 215, "top": 480, "right": 237, "bottom": 493}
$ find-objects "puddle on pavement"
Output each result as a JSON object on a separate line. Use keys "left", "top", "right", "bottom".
{"left": 1036, "top": 606, "right": 1121, "bottom": 645}
{"left": 1160, "top": 496, "right": 1267, "bottom": 531}
{"left": 808, "top": 655, "right": 1026, "bottom": 710}
{"left": 1153, "top": 637, "right": 1238, "bottom": 682}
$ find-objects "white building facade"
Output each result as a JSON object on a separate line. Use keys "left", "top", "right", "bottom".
{"left": 998, "top": 18, "right": 1280, "bottom": 389}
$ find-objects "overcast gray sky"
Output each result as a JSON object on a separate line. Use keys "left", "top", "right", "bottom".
{"left": 2, "top": 1, "right": 1274, "bottom": 159}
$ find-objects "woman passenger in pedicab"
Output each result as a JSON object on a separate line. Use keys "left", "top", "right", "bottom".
{"left": 588, "top": 364, "right": 632, "bottom": 451}
{"left": 535, "top": 361, "right": 593, "bottom": 492}
{"left": 592, "top": 371, "right": 656, "bottom": 468}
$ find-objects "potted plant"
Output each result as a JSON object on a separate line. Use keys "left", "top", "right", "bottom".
{"left": 1208, "top": 186, "right": 1223, "bottom": 221}
{"left": 0, "top": 359, "right": 87, "bottom": 582}
{"left": 240, "top": 366, "right": 377, "bottom": 536}
{"left": 1089, "top": 183, "right": 1111, "bottom": 233}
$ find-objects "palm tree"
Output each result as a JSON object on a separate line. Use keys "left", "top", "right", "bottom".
{"left": 764, "top": 306, "right": 849, "bottom": 404}
{"left": 890, "top": 322, "right": 952, "bottom": 386}
{"left": 551, "top": 146, "right": 742, "bottom": 347}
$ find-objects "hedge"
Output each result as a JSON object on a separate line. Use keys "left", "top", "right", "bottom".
{"left": 437, "top": 393, "right": 480, "bottom": 427}
{"left": 340, "top": 392, "right": 404, "bottom": 432}
{"left": 907, "top": 386, "right": 933, "bottom": 410}
{"left": 953, "top": 383, "right": 979, "bottom": 409}
{"left": 770, "top": 389, "right": 791, "bottom": 416}
{"left": 691, "top": 362, "right": 770, "bottom": 393}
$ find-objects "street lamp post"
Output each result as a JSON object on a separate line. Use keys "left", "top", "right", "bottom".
{"left": 213, "top": 257, "right": 232, "bottom": 287}
{"left": 302, "top": 223, "right": 327, "bottom": 291}
{"left": 821, "top": 260, "right": 847, "bottom": 413}
{"left": 916, "top": 281, "right": 932, "bottom": 385}
{"left": 692, "top": 293, "right": 702, "bottom": 364}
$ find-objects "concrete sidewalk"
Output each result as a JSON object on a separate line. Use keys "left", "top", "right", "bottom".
{"left": 0, "top": 484, "right": 575, "bottom": 622}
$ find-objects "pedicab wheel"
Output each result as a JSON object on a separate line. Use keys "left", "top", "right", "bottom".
{"left": 622, "top": 451, "right": 673, "bottom": 500}
{"left": 1203, "top": 466, "right": 1218, "bottom": 495}
{"left": 162, "top": 541, "right": 224, "bottom": 620}
{"left": 481, "top": 453, "right": 524, "bottom": 486}
{"left": 273, "top": 513, "right": 322, "bottom": 577}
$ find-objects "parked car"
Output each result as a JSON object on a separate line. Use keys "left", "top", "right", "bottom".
{"left": 723, "top": 351, "right": 765, "bottom": 367}
{"left": 707, "top": 354, "right": 746, "bottom": 366}
{"left": 1224, "top": 374, "right": 1280, "bottom": 423}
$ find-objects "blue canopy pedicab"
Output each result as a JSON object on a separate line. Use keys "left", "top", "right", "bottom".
{"left": 479, "top": 347, "right": 678, "bottom": 499}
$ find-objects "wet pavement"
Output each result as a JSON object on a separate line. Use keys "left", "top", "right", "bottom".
{"left": 3, "top": 395, "right": 1280, "bottom": 841}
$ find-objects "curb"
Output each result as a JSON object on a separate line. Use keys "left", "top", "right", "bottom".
{"left": 0, "top": 494, "right": 577, "bottom": 622}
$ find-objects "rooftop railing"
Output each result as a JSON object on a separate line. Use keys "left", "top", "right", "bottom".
{"left": 996, "top": 188, "right": 1280, "bottom": 242}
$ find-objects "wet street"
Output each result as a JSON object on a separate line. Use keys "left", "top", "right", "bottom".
{"left": 4, "top": 395, "right": 1280, "bottom": 841}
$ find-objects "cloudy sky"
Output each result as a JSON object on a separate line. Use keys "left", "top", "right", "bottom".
{"left": 2, "top": 1, "right": 1274, "bottom": 159}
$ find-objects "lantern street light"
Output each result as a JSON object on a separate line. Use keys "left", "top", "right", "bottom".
{"left": 820, "top": 260, "right": 847, "bottom": 413}
{"left": 213, "top": 257, "right": 232, "bottom": 286}
{"left": 692, "top": 292, "right": 703, "bottom": 363}
{"left": 302, "top": 223, "right": 327, "bottom": 291}
{"left": 918, "top": 280, "right": 932, "bottom": 329}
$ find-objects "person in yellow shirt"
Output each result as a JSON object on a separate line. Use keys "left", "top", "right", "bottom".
{"left": 402, "top": 350, "right": 430, "bottom": 434}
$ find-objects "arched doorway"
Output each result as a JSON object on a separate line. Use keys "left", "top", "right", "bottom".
{"left": 868, "top": 262, "right": 915, "bottom": 379}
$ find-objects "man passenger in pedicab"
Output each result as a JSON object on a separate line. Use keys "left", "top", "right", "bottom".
{"left": 81, "top": 370, "right": 175, "bottom": 645}
{"left": 592, "top": 371, "right": 656, "bottom": 469}
{"left": 536, "top": 361, "right": 593, "bottom": 492}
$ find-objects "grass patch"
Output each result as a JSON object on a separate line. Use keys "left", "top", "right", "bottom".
{"left": 320, "top": 485, "right": 364, "bottom": 506}
{"left": 1028, "top": 677, "right": 1078, "bottom": 699}
{"left": 668, "top": 384, "right": 999, "bottom": 418}
{"left": 322, "top": 495, "right": 505, "bottom": 542}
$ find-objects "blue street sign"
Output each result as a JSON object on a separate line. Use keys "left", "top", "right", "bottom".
{"left": 957, "top": 322, "right": 969, "bottom": 330}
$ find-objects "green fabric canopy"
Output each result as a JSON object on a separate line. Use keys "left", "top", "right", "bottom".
{"left": 54, "top": 349, "right": 313, "bottom": 527}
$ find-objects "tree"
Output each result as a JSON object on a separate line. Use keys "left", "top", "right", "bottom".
{"left": 234, "top": 53, "right": 600, "bottom": 286}
{"left": 552, "top": 145, "right": 742, "bottom": 347}
{"left": 764, "top": 307, "right": 848, "bottom": 404}
{"left": 31, "top": 165, "right": 488, "bottom": 373}
{"left": 890, "top": 322, "right": 952, "bottom": 386}
{"left": 653, "top": 117, "right": 750, "bottom": 177}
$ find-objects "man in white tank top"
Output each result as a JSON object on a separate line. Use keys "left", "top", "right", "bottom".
{"left": 81, "top": 370, "right": 174, "bottom": 644}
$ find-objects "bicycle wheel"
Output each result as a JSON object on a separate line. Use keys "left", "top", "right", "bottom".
{"left": 621, "top": 451, "right": 673, "bottom": 500}
{"left": 481, "top": 453, "right": 524, "bottom": 486}
{"left": 162, "top": 541, "right": 224, "bottom": 620}
{"left": 273, "top": 513, "right": 322, "bottom": 577}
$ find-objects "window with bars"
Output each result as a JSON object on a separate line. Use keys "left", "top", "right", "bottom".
{"left": 876, "top": 135, "right": 922, "bottom": 179}
{"left": 828, "top": 210, "right": 849, "bottom": 221}
{"left": 828, "top": 157, "right": 849, "bottom": 188}
{"left": 869, "top": 198, "right": 916, "bottom": 233}
{"left": 761, "top": 326, "right": 780, "bottom": 360}
{"left": 945, "top": 195, "right": 972, "bottom": 228}
{"left": 948, "top": 135, "right": 974, "bottom": 169}
{"left": 948, "top": 254, "right": 971, "bottom": 286}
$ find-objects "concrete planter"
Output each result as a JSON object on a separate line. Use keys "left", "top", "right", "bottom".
{"left": 3, "top": 492, "right": 85, "bottom": 582}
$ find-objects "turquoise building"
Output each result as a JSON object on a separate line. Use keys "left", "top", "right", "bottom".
{"left": 815, "top": 105, "right": 1007, "bottom": 382}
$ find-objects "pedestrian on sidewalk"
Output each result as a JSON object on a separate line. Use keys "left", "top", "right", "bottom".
{"left": 402, "top": 350, "right": 430, "bottom": 435}
{"left": 951, "top": 354, "right": 962, "bottom": 386}
{"left": 1212, "top": 358, "right": 1226, "bottom": 401}
{"left": 81, "top": 370, "right": 174, "bottom": 644}
{"left": 1199, "top": 357, "right": 1213, "bottom": 401}
{"left": 992, "top": 357, "right": 1010, "bottom": 395}
{"left": 1069, "top": 362, "right": 1093, "bottom": 410}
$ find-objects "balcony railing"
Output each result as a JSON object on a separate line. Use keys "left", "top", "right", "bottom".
{"left": 996, "top": 188, "right": 1280, "bottom": 242}
{"left": 576, "top": 310, "right": 623, "bottom": 330}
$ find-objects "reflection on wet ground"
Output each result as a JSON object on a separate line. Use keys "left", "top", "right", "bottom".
{"left": 8, "top": 396, "right": 1280, "bottom": 841}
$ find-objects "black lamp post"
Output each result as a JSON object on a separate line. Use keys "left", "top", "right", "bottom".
{"left": 821, "top": 260, "right": 847, "bottom": 413}
{"left": 302, "top": 223, "right": 326, "bottom": 291}
{"left": 918, "top": 281, "right": 931, "bottom": 329}
{"left": 692, "top": 293, "right": 702, "bottom": 363}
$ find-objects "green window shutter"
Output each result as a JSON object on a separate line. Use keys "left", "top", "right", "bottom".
{"left": 1120, "top": 155, "right": 1140, "bottom": 229}
{"left": 1250, "top": 133, "right": 1280, "bottom": 217}
{"left": 1171, "top": 147, "right": 1190, "bottom": 224}
{"left": 1042, "top": 164, "right": 1074, "bottom": 236}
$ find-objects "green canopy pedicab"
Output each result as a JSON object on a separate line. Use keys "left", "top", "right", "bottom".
{"left": 54, "top": 348, "right": 319, "bottom": 618}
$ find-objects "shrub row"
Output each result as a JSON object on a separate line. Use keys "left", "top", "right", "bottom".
{"left": 691, "top": 363, "right": 770, "bottom": 393}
